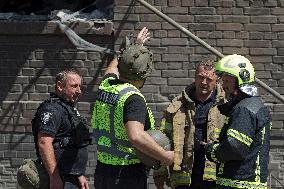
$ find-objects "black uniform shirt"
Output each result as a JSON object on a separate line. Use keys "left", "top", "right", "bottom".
{"left": 190, "top": 90, "right": 217, "bottom": 182}
{"left": 32, "top": 93, "right": 72, "bottom": 154}
{"left": 32, "top": 93, "right": 88, "bottom": 176}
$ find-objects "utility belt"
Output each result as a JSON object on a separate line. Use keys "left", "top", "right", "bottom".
{"left": 53, "top": 137, "right": 92, "bottom": 149}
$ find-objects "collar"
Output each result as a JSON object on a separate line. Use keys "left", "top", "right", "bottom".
{"left": 217, "top": 92, "right": 247, "bottom": 116}
{"left": 50, "top": 92, "right": 74, "bottom": 107}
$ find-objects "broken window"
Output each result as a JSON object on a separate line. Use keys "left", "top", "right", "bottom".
{"left": 0, "top": 0, "right": 114, "bottom": 20}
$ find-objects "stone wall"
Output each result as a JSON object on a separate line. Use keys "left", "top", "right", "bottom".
{"left": 0, "top": 0, "right": 283, "bottom": 188}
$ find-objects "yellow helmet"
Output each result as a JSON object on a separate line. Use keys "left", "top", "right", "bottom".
{"left": 215, "top": 54, "right": 255, "bottom": 86}
{"left": 215, "top": 54, "right": 257, "bottom": 96}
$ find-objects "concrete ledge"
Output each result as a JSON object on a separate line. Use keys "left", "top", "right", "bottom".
{"left": 0, "top": 20, "right": 113, "bottom": 35}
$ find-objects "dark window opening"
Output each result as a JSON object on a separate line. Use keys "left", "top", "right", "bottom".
{"left": 0, "top": 0, "right": 114, "bottom": 20}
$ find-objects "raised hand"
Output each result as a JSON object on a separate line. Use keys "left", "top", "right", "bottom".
{"left": 136, "top": 27, "right": 150, "bottom": 45}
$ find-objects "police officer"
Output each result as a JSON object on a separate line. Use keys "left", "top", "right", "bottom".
{"left": 92, "top": 27, "right": 174, "bottom": 189}
{"left": 153, "top": 59, "right": 226, "bottom": 189}
{"left": 32, "top": 69, "right": 91, "bottom": 189}
{"left": 205, "top": 54, "right": 271, "bottom": 189}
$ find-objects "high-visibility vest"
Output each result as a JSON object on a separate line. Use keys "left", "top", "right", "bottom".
{"left": 92, "top": 76, "right": 155, "bottom": 165}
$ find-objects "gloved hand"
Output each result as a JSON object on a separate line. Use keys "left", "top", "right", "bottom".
{"left": 205, "top": 142, "right": 220, "bottom": 163}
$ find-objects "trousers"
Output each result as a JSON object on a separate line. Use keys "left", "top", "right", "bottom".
{"left": 94, "top": 174, "right": 147, "bottom": 189}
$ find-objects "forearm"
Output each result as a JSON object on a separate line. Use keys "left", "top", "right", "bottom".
{"left": 38, "top": 134, "right": 60, "bottom": 177}
{"left": 126, "top": 121, "right": 169, "bottom": 162}
{"left": 105, "top": 57, "right": 119, "bottom": 76}
{"left": 134, "top": 131, "right": 168, "bottom": 161}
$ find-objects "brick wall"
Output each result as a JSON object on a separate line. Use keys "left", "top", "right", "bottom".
{"left": 0, "top": 0, "right": 284, "bottom": 188}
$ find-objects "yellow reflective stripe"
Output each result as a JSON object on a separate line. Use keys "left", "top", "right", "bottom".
{"left": 255, "top": 155, "right": 261, "bottom": 182}
{"left": 211, "top": 143, "right": 220, "bottom": 163}
{"left": 97, "top": 151, "right": 140, "bottom": 165}
{"left": 227, "top": 129, "right": 253, "bottom": 147}
{"left": 269, "top": 122, "right": 272, "bottom": 131}
{"left": 224, "top": 116, "right": 230, "bottom": 124}
{"left": 217, "top": 177, "right": 267, "bottom": 189}
{"left": 261, "top": 127, "right": 266, "bottom": 144}
{"left": 203, "top": 167, "right": 216, "bottom": 180}
{"left": 203, "top": 174, "right": 216, "bottom": 181}
{"left": 255, "top": 126, "right": 266, "bottom": 182}
{"left": 213, "top": 128, "right": 221, "bottom": 139}
{"left": 170, "top": 171, "right": 191, "bottom": 187}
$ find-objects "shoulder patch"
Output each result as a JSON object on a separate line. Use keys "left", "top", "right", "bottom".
{"left": 40, "top": 112, "right": 53, "bottom": 125}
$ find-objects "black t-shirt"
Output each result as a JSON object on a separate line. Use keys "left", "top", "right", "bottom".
{"left": 106, "top": 73, "right": 151, "bottom": 130}
{"left": 32, "top": 93, "right": 88, "bottom": 176}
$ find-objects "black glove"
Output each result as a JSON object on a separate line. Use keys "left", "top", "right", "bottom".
{"left": 205, "top": 142, "right": 220, "bottom": 163}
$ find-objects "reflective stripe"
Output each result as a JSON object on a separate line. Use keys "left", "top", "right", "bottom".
{"left": 203, "top": 167, "right": 216, "bottom": 180}
{"left": 218, "top": 163, "right": 224, "bottom": 175}
{"left": 211, "top": 143, "right": 220, "bottom": 163}
{"left": 227, "top": 129, "right": 253, "bottom": 147}
{"left": 217, "top": 177, "right": 267, "bottom": 189}
{"left": 213, "top": 128, "right": 221, "bottom": 139}
{"left": 170, "top": 171, "right": 191, "bottom": 187}
{"left": 224, "top": 116, "right": 230, "bottom": 124}
{"left": 255, "top": 126, "right": 267, "bottom": 182}
{"left": 97, "top": 151, "right": 140, "bottom": 165}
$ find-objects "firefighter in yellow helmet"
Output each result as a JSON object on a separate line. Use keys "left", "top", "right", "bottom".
{"left": 205, "top": 54, "right": 272, "bottom": 189}
{"left": 153, "top": 59, "right": 226, "bottom": 189}
{"left": 92, "top": 27, "right": 174, "bottom": 189}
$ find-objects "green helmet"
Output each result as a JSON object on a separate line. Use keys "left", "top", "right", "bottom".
{"left": 215, "top": 54, "right": 259, "bottom": 96}
{"left": 118, "top": 44, "right": 153, "bottom": 81}
{"left": 135, "top": 130, "right": 171, "bottom": 169}
{"left": 17, "top": 159, "right": 49, "bottom": 189}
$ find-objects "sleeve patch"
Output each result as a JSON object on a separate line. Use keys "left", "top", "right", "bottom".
{"left": 40, "top": 112, "right": 53, "bottom": 125}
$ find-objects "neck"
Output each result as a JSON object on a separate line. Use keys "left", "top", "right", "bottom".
{"left": 120, "top": 76, "right": 143, "bottom": 89}
{"left": 196, "top": 91, "right": 213, "bottom": 102}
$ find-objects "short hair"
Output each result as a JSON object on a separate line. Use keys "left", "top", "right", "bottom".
{"left": 55, "top": 68, "right": 80, "bottom": 86}
{"left": 196, "top": 59, "right": 215, "bottom": 72}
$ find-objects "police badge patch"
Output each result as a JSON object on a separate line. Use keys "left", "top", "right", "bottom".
{"left": 41, "top": 112, "right": 53, "bottom": 125}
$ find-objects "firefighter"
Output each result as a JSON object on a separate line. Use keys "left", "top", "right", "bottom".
{"left": 154, "top": 59, "right": 226, "bottom": 189}
{"left": 205, "top": 54, "right": 272, "bottom": 189}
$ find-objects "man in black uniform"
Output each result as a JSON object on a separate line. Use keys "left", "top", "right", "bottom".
{"left": 205, "top": 54, "right": 271, "bottom": 189}
{"left": 32, "top": 69, "right": 90, "bottom": 189}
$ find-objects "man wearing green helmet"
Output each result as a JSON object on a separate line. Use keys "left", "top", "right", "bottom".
{"left": 91, "top": 27, "right": 174, "bottom": 189}
{"left": 204, "top": 54, "right": 272, "bottom": 189}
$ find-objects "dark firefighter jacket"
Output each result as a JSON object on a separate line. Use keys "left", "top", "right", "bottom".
{"left": 206, "top": 95, "right": 272, "bottom": 189}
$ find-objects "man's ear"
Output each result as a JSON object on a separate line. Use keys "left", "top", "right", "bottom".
{"left": 56, "top": 81, "right": 64, "bottom": 92}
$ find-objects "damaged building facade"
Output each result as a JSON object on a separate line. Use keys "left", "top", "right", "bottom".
{"left": 0, "top": 0, "right": 284, "bottom": 188}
